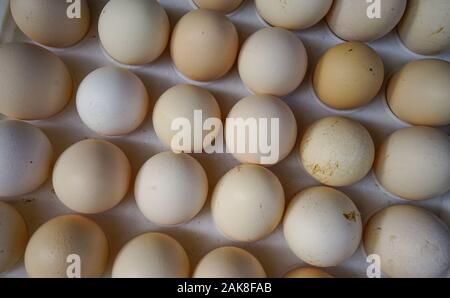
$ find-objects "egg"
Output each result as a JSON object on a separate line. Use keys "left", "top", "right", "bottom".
{"left": 212, "top": 164, "right": 285, "bottom": 242}
{"left": 112, "top": 233, "right": 189, "bottom": 278}
{"left": 398, "top": 0, "right": 450, "bottom": 55}
{"left": 52, "top": 139, "right": 131, "bottom": 214}
{"left": 0, "top": 43, "right": 72, "bottom": 120}
{"left": 326, "top": 0, "right": 407, "bottom": 42}
{"left": 374, "top": 127, "right": 450, "bottom": 201}
{"left": 300, "top": 116, "right": 375, "bottom": 187}
{"left": 193, "top": 246, "right": 266, "bottom": 278}
{"left": 238, "top": 27, "right": 308, "bottom": 97}
{"left": 76, "top": 67, "right": 149, "bottom": 136}
{"left": 364, "top": 205, "right": 450, "bottom": 278}
{"left": 387, "top": 59, "right": 450, "bottom": 126}
{"left": 0, "top": 120, "right": 53, "bottom": 197}
{"left": 98, "top": 0, "right": 170, "bottom": 65}
{"left": 0, "top": 202, "right": 28, "bottom": 273}
{"left": 313, "top": 42, "right": 384, "bottom": 110}
{"left": 284, "top": 186, "right": 362, "bottom": 267}
{"left": 10, "top": 0, "right": 90, "bottom": 48}
{"left": 171, "top": 9, "right": 239, "bottom": 81}
{"left": 135, "top": 151, "right": 208, "bottom": 226}
{"left": 255, "top": 0, "right": 332, "bottom": 30}
{"left": 24, "top": 215, "right": 108, "bottom": 278}
{"left": 193, "top": 0, "right": 244, "bottom": 14}
{"left": 284, "top": 267, "right": 333, "bottom": 278}
{"left": 153, "top": 84, "right": 222, "bottom": 153}
{"left": 225, "top": 94, "right": 297, "bottom": 165}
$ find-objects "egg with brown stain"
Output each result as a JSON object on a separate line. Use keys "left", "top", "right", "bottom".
{"left": 300, "top": 116, "right": 375, "bottom": 187}
{"left": 364, "top": 205, "right": 450, "bottom": 278}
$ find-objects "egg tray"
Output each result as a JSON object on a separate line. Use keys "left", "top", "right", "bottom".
{"left": 0, "top": 0, "right": 449, "bottom": 278}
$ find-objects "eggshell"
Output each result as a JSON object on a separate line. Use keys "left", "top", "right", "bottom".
{"left": 135, "top": 151, "right": 208, "bottom": 226}
{"left": 374, "top": 127, "right": 450, "bottom": 201}
{"left": 284, "top": 267, "right": 333, "bottom": 278}
{"left": 0, "top": 120, "right": 53, "bottom": 197}
{"left": 255, "top": 0, "right": 332, "bottom": 30}
{"left": 387, "top": 59, "right": 450, "bottom": 127}
{"left": 313, "top": 42, "right": 384, "bottom": 110}
{"left": 300, "top": 116, "right": 375, "bottom": 187}
{"left": 238, "top": 27, "right": 308, "bottom": 97}
{"left": 171, "top": 9, "right": 239, "bottom": 81}
{"left": 98, "top": 0, "right": 170, "bottom": 65}
{"left": 284, "top": 186, "right": 362, "bottom": 267}
{"left": 364, "top": 205, "right": 450, "bottom": 278}
{"left": 112, "top": 233, "right": 189, "bottom": 278}
{"left": 0, "top": 202, "right": 28, "bottom": 273}
{"left": 52, "top": 139, "right": 131, "bottom": 214}
{"left": 10, "top": 0, "right": 90, "bottom": 48}
{"left": 211, "top": 164, "right": 285, "bottom": 242}
{"left": 326, "top": 0, "right": 407, "bottom": 42}
{"left": 193, "top": 246, "right": 266, "bottom": 278}
{"left": 0, "top": 43, "right": 72, "bottom": 120}
{"left": 152, "top": 84, "right": 222, "bottom": 153}
{"left": 193, "top": 0, "right": 244, "bottom": 14}
{"left": 24, "top": 215, "right": 108, "bottom": 278}
{"left": 398, "top": 0, "right": 450, "bottom": 55}
{"left": 76, "top": 67, "right": 149, "bottom": 136}
{"left": 225, "top": 94, "right": 297, "bottom": 165}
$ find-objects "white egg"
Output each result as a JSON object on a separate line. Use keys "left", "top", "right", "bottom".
{"left": 211, "top": 164, "right": 285, "bottom": 242}
{"left": 153, "top": 84, "right": 222, "bottom": 153}
{"left": 300, "top": 116, "right": 375, "bottom": 187}
{"left": 24, "top": 215, "right": 109, "bottom": 278}
{"left": 386, "top": 59, "right": 450, "bottom": 126}
{"left": 98, "top": 0, "right": 170, "bottom": 65}
{"left": 284, "top": 186, "right": 362, "bottom": 267}
{"left": 255, "top": 0, "right": 332, "bottom": 30}
{"left": 374, "top": 127, "right": 450, "bottom": 201}
{"left": 52, "top": 139, "right": 131, "bottom": 214}
{"left": 398, "top": 0, "right": 450, "bottom": 55}
{"left": 193, "top": 246, "right": 266, "bottom": 278}
{"left": 135, "top": 151, "right": 208, "bottom": 226}
{"left": 238, "top": 27, "right": 308, "bottom": 97}
{"left": 76, "top": 67, "right": 149, "bottom": 136}
{"left": 112, "top": 233, "right": 190, "bottom": 278}
{"left": 327, "top": 0, "right": 407, "bottom": 42}
{"left": 0, "top": 120, "right": 53, "bottom": 197}
{"left": 225, "top": 94, "right": 298, "bottom": 165}
{"left": 364, "top": 205, "right": 450, "bottom": 278}
{"left": 0, "top": 202, "right": 28, "bottom": 273}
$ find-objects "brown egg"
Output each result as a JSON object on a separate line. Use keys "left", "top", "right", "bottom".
{"left": 193, "top": 0, "right": 245, "bottom": 14}
{"left": 171, "top": 9, "right": 239, "bottom": 82}
{"left": 24, "top": 215, "right": 109, "bottom": 278}
{"left": 0, "top": 202, "right": 28, "bottom": 273}
{"left": 0, "top": 43, "right": 72, "bottom": 120}
{"left": 52, "top": 139, "right": 131, "bottom": 214}
{"left": 313, "top": 42, "right": 384, "bottom": 110}
{"left": 284, "top": 267, "right": 333, "bottom": 278}
{"left": 387, "top": 59, "right": 450, "bottom": 126}
{"left": 10, "top": 0, "right": 90, "bottom": 48}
